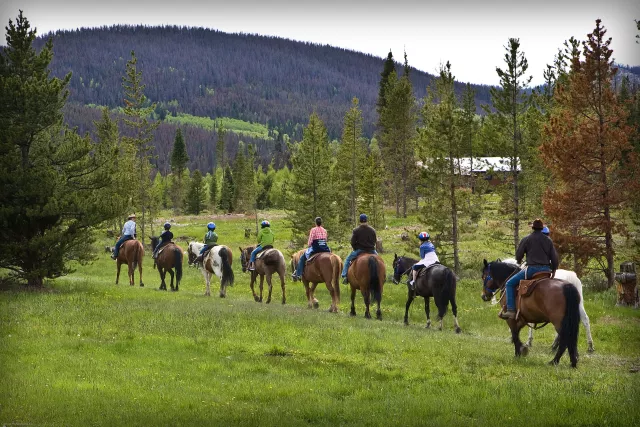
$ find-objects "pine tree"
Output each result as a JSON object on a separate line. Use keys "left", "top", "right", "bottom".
{"left": 288, "top": 113, "right": 336, "bottom": 246}
{"left": 186, "top": 169, "right": 206, "bottom": 214}
{"left": 209, "top": 169, "right": 219, "bottom": 211}
{"left": 334, "top": 97, "right": 367, "bottom": 237}
{"left": 170, "top": 127, "right": 189, "bottom": 212}
{"left": 216, "top": 120, "right": 227, "bottom": 170}
{"left": 358, "top": 142, "right": 386, "bottom": 230}
{"left": 376, "top": 50, "right": 396, "bottom": 125}
{"left": 541, "top": 19, "right": 640, "bottom": 285}
{"left": 0, "top": 11, "right": 119, "bottom": 286}
{"left": 379, "top": 68, "right": 417, "bottom": 218}
{"left": 488, "top": 38, "right": 533, "bottom": 252}
{"left": 121, "top": 50, "right": 159, "bottom": 244}
{"left": 218, "top": 166, "right": 235, "bottom": 213}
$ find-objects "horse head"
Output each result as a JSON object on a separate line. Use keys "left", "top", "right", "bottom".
{"left": 150, "top": 236, "right": 159, "bottom": 250}
{"left": 481, "top": 259, "right": 519, "bottom": 301}
{"left": 392, "top": 254, "right": 416, "bottom": 284}
{"left": 239, "top": 246, "right": 254, "bottom": 272}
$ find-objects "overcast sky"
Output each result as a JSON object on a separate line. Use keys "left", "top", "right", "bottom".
{"left": 1, "top": 0, "right": 638, "bottom": 86}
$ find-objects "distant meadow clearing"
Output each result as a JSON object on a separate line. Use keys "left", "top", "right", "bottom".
{"left": 1, "top": 213, "right": 639, "bottom": 426}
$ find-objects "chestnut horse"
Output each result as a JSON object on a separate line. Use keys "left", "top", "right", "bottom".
{"left": 115, "top": 238, "right": 144, "bottom": 287}
{"left": 346, "top": 253, "right": 386, "bottom": 319}
{"left": 150, "top": 237, "right": 183, "bottom": 291}
{"left": 291, "top": 249, "right": 342, "bottom": 312}
{"left": 481, "top": 259, "right": 581, "bottom": 367}
{"left": 240, "top": 246, "right": 287, "bottom": 304}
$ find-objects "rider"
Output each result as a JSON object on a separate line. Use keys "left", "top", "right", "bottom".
{"left": 195, "top": 222, "right": 218, "bottom": 264}
{"left": 500, "top": 218, "right": 559, "bottom": 320}
{"left": 152, "top": 222, "right": 174, "bottom": 259}
{"left": 111, "top": 214, "right": 137, "bottom": 259}
{"left": 248, "top": 220, "right": 275, "bottom": 271}
{"left": 293, "top": 216, "right": 331, "bottom": 280}
{"left": 408, "top": 232, "right": 439, "bottom": 291}
{"left": 341, "top": 213, "right": 377, "bottom": 284}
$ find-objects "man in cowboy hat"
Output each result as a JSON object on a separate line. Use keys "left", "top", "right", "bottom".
{"left": 500, "top": 218, "right": 559, "bottom": 319}
{"left": 111, "top": 213, "right": 137, "bottom": 260}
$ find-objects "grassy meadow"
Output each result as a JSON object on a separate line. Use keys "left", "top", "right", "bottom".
{"left": 1, "top": 210, "right": 639, "bottom": 426}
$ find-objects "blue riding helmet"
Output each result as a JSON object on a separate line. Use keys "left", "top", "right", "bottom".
{"left": 261, "top": 220, "right": 270, "bottom": 228}
{"left": 207, "top": 222, "right": 216, "bottom": 230}
{"left": 164, "top": 222, "right": 171, "bottom": 230}
{"left": 542, "top": 226, "right": 550, "bottom": 235}
{"left": 359, "top": 213, "right": 368, "bottom": 222}
{"left": 418, "top": 232, "right": 430, "bottom": 241}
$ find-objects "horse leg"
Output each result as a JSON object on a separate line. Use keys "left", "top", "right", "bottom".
{"left": 527, "top": 326, "right": 535, "bottom": 348}
{"left": 169, "top": 269, "right": 176, "bottom": 292}
{"left": 509, "top": 320, "right": 528, "bottom": 357}
{"left": 321, "top": 268, "right": 337, "bottom": 313}
{"left": 302, "top": 279, "right": 313, "bottom": 308}
{"left": 450, "top": 293, "right": 461, "bottom": 334}
{"left": 116, "top": 261, "right": 121, "bottom": 285}
{"left": 350, "top": 286, "right": 357, "bottom": 317}
{"left": 404, "top": 291, "right": 414, "bottom": 325}
{"left": 278, "top": 269, "right": 286, "bottom": 305}
{"left": 138, "top": 260, "right": 144, "bottom": 287}
{"left": 250, "top": 273, "right": 260, "bottom": 302}
{"left": 264, "top": 273, "right": 273, "bottom": 304}
{"left": 128, "top": 262, "right": 134, "bottom": 286}
{"left": 580, "top": 302, "right": 594, "bottom": 353}
{"left": 363, "top": 288, "right": 371, "bottom": 319}
{"left": 203, "top": 270, "right": 211, "bottom": 297}
{"left": 310, "top": 282, "right": 320, "bottom": 309}
{"left": 550, "top": 322, "right": 568, "bottom": 366}
{"left": 259, "top": 274, "right": 266, "bottom": 303}
{"left": 159, "top": 269, "right": 166, "bottom": 291}
{"left": 425, "top": 297, "right": 431, "bottom": 329}
{"left": 219, "top": 276, "right": 226, "bottom": 298}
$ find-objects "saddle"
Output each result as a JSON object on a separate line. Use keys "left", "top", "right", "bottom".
{"left": 255, "top": 245, "right": 274, "bottom": 260}
{"left": 157, "top": 242, "right": 175, "bottom": 257}
{"left": 306, "top": 252, "right": 328, "bottom": 264}
{"left": 502, "top": 271, "right": 553, "bottom": 321}
{"left": 416, "top": 262, "right": 441, "bottom": 278}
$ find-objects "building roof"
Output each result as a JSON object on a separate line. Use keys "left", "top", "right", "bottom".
{"left": 418, "top": 157, "right": 521, "bottom": 175}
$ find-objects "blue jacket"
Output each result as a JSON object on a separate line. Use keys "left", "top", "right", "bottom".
{"left": 419, "top": 241, "right": 436, "bottom": 259}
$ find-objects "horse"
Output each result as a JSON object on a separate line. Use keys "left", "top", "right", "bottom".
{"left": 240, "top": 246, "right": 287, "bottom": 304}
{"left": 501, "top": 258, "right": 594, "bottom": 353}
{"left": 291, "top": 249, "right": 342, "bottom": 312}
{"left": 392, "top": 254, "right": 461, "bottom": 333}
{"left": 345, "top": 253, "right": 386, "bottom": 319}
{"left": 150, "top": 236, "right": 183, "bottom": 291}
{"left": 187, "top": 242, "right": 234, "bottom": 297}
{"left": 481, "top": 259, "right": 581, "bottom": 367}
{"left": 114, "top": 238, "right": 144, "bottom": 287}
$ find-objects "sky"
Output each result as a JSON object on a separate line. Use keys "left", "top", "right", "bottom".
{"left": 1, "top": 0, "right": 639, "bottom": 86}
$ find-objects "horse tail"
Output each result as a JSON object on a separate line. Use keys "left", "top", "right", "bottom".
{"left": 174, "top": 247, "right": 183, "bottom": 284}
{"left": 368, "top": 256, "right": 381, "bottom": 304}
{"left": 559, "top": 283, "right": 580, "bottom": 365}
{"left": 435, "top": 267, "right": 456, "bottom": 319}
{"left": 131, "top": 240, "right": 141, "bottom": 270}
{"left": 332, "top": 255, "right": 341, "bottom": 298}
{"left": 219, "top": 247, "right": 235, "bottom": 287}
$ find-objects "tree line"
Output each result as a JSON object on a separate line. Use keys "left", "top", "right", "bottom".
{"left": 1, "top": 11, "right": 638, "bottom": 288}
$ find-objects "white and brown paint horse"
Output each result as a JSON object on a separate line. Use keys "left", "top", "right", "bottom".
{"left": 491, "top": 258, "right": 594, "bottom": 353}
{"left": 187, "top": 242, "right": 234, "bottom": 297}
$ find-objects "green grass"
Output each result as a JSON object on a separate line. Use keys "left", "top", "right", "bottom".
{"left": 1, "top": 212, "right": 639, "bottom": 426}
{"left": 165, "top": 113, "right": 272, "bottom": 139}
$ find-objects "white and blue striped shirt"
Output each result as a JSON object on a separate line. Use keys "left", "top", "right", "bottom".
{"left": 122, "top": 220, "right": 136, "bottom": 237}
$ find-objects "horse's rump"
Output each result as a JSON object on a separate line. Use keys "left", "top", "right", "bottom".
{"left": 257, "top": 248, "right": 280, "bottom": 265}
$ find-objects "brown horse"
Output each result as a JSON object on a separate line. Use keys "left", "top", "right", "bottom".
{"left": 115, "top": 238, "right": 144, "bottom": 287}
{"left": 291, "top": 249, "right": 342, "bottom": 312}
{"left": 150, "top": 237, "right": 183, "bottom": 291}
{"left": 481, "top": 259, "right": 581, "bottom": 367}
{"left": 346, "top": 253, "right": 386, "bottom": 319}
{"left": 240, "top": 246, "right": 287, "bottom": 304}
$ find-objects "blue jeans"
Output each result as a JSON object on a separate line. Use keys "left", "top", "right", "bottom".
{"left": 113, "top": 235, "right": 133, "bottom": 257}
{"left": 153, "top": 241, "right": 168, "bottom": 257}
{"left": 200, "top": 244, "right": 216, "bottom": 255}
{"left": 341, "top": 249, "right": 378, "bottom": 278}
{"left": 505, "top": 265, "right": 550, "bottom": 310}
{"left": 250, "top": 245, "right": 263, "bottom": 263}
{"left": 296, "top": 254, "right": 307, "bottom": 277}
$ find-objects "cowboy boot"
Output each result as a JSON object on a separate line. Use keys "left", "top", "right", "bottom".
{"left": 248, "top": 261, "right": 255, "bottom": 271}
{"left": 195, "top": 254, "right": 204, "bottom": 265}
{"left": 499, "top": 309, "right": 516, "bottom": 320}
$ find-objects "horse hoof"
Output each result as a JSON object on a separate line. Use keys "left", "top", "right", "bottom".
{"left": 254, "top": 296, "right": 260, "bottom": 302}
{"left": 281, "top": 300, "right": 286, "bottom": 305}
{"left": 588, "top": 345, "right": 595, "bottom": 353}
{"left": 219, "top": 293, "right": 225, "bottom": 298}
{"left": 313, "top": 301, "right": 320, "bottom": 309}
{"left": 139, "top": 283, "right": 144, "bottom": 287}
{"left": 521, "top": 346, "right": 529, "bottom": 357}
{"left": 548, "top": 359, "right": 559, "bottom": 366}
{"left": 455, "top": 327, "right": 461, "bottom": 334}
{"left": 376, "top": 315, "right": 382, "bottom": 321}
{"left": 350, "top": 312, "right": 356, "bottom": 317}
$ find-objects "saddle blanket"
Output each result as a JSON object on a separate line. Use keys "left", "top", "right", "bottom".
{"left": 157, "top": 242, "right": 175, "bottom": 256}
{"left": 416, "top": 262, "right": 441, "bottom": 277}
{"left": 256, "top": 247, "right": 275, "bottom": 259}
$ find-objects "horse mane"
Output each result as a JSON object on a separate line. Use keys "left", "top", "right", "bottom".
{"left": 487, "top": 261, "right": 520, "bottom": 282}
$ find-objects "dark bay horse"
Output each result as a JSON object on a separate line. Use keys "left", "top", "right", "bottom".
{"left": 346, "top": 253, "right": 386, "bottom": 319}
{"left": 392, "top": 254, "right": 461, "bottom": 333}
{"left": 291, "top": 249, "right": 342, "bottom": 313}
{"left": 115, "top": 238, "right": 144, "bottom": 287}
{"left": 150, "top": 237, "right": 183, "bottom": 291}
{"left": 240, "top": 246, "right": 287, "bottom": 304}
{"left": 481, "top": 259, "right": 581, "bottom": 367}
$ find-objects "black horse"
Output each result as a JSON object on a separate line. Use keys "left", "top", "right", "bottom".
{"left": 392, "top": 254, "right": 461, "bottom": 333}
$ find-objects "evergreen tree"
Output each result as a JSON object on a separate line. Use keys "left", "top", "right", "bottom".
{"left": 232, "top": 142, "right": 256, "bottom": 212}
{"left": 541, "top": 19, "right": 640, "bottom": 285}
{"left": 186, "top": 169, "right": 206, "bottom": 214}
{"left": 288, "top": 113, "right": 336, "bottom": 246}
{"left": 334, "top": 97, "right": 367, "bottom": 237}
{"left": 488, "top": 38, "right": 533, "bottom": 252}
{"left": 121, "top": 50, "right": 159, "bottom": 244}
{"left": 209, "top": 169, "right": 218, "bottom": 211}
{"left": 170, "top": 127, "right": 189, "bottom": 212}
{"left": 376, "top": 50, "right": 396, "bottom": 125}
{"left": 358, "top": 142, "right": 386, "bottom": 230}
{"left": 0, "top": 11, "right": 119, "bottom": 286}
{"left": 216, "top": 120, "right": 227, "bottom": 170}
{"left": 218, "top": 166, "right": 235, "bottom": 213}
{"left": 379, "top": 69, "right": 418, "bottom": 218}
